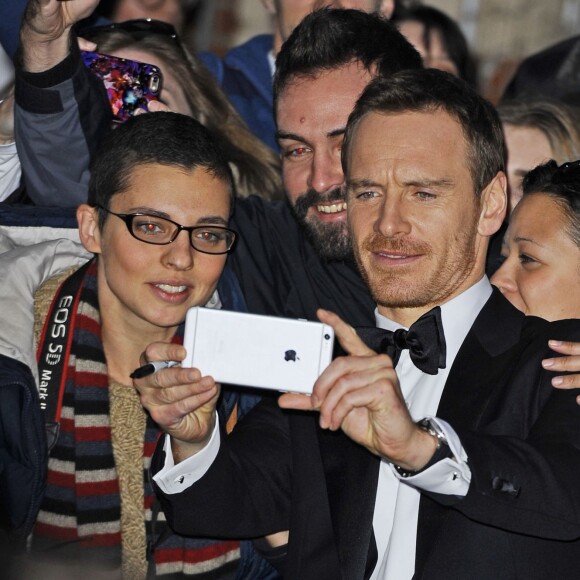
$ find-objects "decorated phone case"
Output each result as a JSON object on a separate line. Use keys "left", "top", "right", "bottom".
{"left": 81, "top": 50, "right": 162, "bottom": 123}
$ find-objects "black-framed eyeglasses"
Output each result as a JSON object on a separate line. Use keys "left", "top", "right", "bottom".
{"left": 98, "top": 206, "right": 236, "bottom": 255}
{"left": 79, "top": 18, "right": 180, "bottom": 44}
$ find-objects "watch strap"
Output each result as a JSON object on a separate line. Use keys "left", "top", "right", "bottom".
{"left": 392, "top": 418, "right": 453, "bottom": 478}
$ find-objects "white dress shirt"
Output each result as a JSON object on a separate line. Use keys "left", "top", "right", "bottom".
{"left": 154, "top": 277, "right": 494, "bottom": 579}
{"left": 370, "top": 276, "right": 492, "bottom": 578}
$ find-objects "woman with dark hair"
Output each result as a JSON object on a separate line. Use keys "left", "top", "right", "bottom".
{"left": 392, "top": 3, "right": 477, "bottom": 87}
{"left": 14, "top": 3, "right": 283, "bottom": 207}
{"left": 491, "top": 159, "right": 580, "bottom": 321}
{"left": 2, "top": 112, "right": 278, "bottom": 579}
{"left": 491, "top": 159, "right": 580, "bottom": 396}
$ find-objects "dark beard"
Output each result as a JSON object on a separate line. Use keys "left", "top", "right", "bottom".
{"left": 290, "top": 187, "right": 353, "bottom": 262}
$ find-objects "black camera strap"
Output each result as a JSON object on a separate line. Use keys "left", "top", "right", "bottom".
{"left": 36, "top": 261, "right": 92, "bottom": 451}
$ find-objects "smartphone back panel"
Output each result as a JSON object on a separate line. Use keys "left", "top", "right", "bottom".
{"left": 183, "top": 308, "right": 335, "bottom": 394}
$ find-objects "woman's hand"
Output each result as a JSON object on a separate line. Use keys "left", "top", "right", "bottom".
{"left": 133, "top": 341, "right": 220, "bottom": 461}
{"left": 543, "top": 340, "right": 580, "bottom": 403}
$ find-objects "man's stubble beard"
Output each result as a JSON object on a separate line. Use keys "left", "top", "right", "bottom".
{"left": 290, "top": 186, "right": 354, "bottom": 262}
{"left": 352, "top": 215, "right": 480, "bottom": 309}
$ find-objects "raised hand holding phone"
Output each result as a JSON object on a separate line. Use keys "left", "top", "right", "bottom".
{"left": 279, "top": 309, "right": 435, "bottom": 470}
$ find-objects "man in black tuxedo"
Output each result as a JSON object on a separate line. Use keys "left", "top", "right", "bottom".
{"left": 141, "top": 68, "right": 580, "bottom": 579}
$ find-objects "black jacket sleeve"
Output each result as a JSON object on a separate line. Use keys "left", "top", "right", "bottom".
{"left": 231, "top": 195, "right": 375, "bottom": 325}
{"left": 0, "top": 354, "right": 48, "bottom": 545}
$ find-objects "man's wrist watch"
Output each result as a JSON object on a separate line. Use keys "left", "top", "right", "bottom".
{"left": 392, "top": 418, "right": 453, "bottom": 478}
{"left": 417, "top": 417, "right": 448, "bottom": 449}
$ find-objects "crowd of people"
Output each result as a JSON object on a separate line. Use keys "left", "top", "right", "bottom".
{"left": 1, "top": 1, "right": 580, "bottom": 579}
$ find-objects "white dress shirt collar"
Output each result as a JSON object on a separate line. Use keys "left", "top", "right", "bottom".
{"left": 374, "top": 276, "right": 493, "bottom": 371}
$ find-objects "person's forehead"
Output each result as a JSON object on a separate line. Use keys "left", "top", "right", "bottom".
{"left": 274, "top": 0, "right": 319, "bottom": 18}
{"left": 275, "top": 0, "right": 379, "bottom": 12}
{"left": 503, "top": 124, "right": 553, "bottom": 166}
{"left": 510, "top": 193, "right": 571, "bottom": 244}
{"left": 357, "top": 107, "right": 463, "bottom": 139}
{"left": 276, "top": 63, "right": 373, "bottom": 125}
{"left": 118, "top": 164, "right": 229, "bottom": 199}
{"left": 348, "top": 109, "right": 469, "bottom": 176}
{"left": 332, "top": 0, "right": 381, "bottom": 10}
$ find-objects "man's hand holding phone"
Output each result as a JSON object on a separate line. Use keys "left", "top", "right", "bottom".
{"left": 279, "top": 309, "right": 436, "bottom": 471}
{"left": 133, "top": 342, "right": 220, "bottom": 462}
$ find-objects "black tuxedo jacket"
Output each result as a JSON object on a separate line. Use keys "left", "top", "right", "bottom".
{"left": 153, "top": 290, "right": 580, "bottom": 579}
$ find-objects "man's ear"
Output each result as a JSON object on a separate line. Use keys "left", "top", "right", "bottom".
{"left": 77, "top": 204, "right": 102, "bottom": 254}
{"left": 477, "top": 171, "right": 507, "bottom": 237}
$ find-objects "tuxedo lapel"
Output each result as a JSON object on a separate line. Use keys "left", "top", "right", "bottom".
{"left": 437, "top": 289, "right": 525, "bottom": 426}
{"left": 318, "top": 426, "right": 380, "bottom": 579}
{"left": 415, "top": 289, "right": 526, "bottom": 570}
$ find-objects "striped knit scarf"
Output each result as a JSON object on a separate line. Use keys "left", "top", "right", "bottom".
{"left": 35, "top": 260, "right": 241, "bottom": 577}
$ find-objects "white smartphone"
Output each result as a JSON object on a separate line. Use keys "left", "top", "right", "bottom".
{"left": 182, "top": 307, "right": 335, "bottom": 394}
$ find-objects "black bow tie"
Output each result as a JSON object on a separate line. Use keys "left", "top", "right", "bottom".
{"left": 355, "top": 307, "right": 447, "bottom": 375}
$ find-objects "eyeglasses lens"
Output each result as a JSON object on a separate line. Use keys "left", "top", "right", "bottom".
{"left": 130, "top": 215, "right": 233, "bottom": 254}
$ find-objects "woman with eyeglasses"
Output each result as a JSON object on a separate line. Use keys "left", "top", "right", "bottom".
{"left": 3, "top": 112, "right": 278, "bottom": 579}
{"left": 490, "top": 159, "right": 580, "bottom": 394}
{"left": 14, "top": 0, "right": 283, "bottom": 207}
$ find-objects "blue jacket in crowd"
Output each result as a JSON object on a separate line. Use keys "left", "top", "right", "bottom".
{"left": 200, "top": 34, "right": 277, "bottom": 152}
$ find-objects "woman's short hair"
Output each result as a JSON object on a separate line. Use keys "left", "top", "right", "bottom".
{"left": 89, "top": 112, "right": 235, "bottom": 227}
{"left": 523, "top": 159, "right": 580, "bottom": 248}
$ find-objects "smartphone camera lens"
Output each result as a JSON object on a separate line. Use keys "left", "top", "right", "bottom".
{"left": 324, "top": 333, "right": 331, "bottom": 340}
{"left": 148, "top": 74, "right": 161, "bottom": 94}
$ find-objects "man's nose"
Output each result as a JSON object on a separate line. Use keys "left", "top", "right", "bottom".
{"left": 162, "top": 229, "right": 194, "bottom": 270}
{"left": 308, "top": 149, "right": 344, "bottom": 194}
{"left": 376, "top": 197, "right": 411, "bottom": 237}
